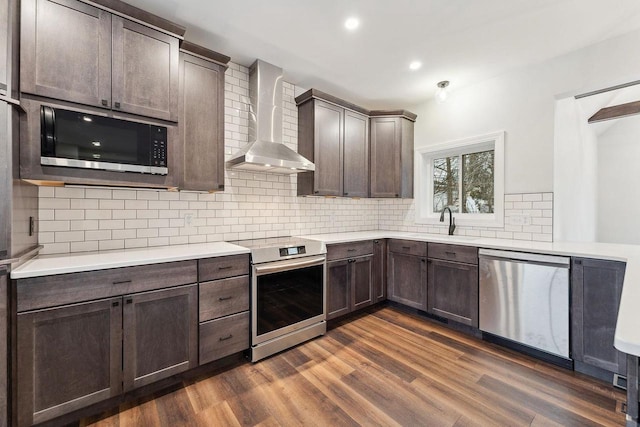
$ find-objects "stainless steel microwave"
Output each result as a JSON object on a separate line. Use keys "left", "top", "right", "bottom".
{"left": 40, "top": 106, "right": 168, "bottom": 175}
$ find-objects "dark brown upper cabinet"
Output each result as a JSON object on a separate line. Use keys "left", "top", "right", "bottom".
{"left": 21, "top": 0, "right": 181, "bottom": 122}
{"left": 296, "top": 90, "right": 370, "bottom": 197}
{"left": 296, "top": 89, "right": 415, "bottom": 199}
{"left": 369, "top": 111, "right": 416, "bottom": 198}
{"left": 178, "top": 42, "right": 229, "bottom": 191}
{"left": 0, "top": 0, "right": 8, "bottom": 96}
{"left": 0, "top": 0, "right": 20, "bottom": 99}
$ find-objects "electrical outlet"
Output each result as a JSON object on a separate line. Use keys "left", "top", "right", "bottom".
{"left": 184, "top": 213, "right": 194, "bottom": 227}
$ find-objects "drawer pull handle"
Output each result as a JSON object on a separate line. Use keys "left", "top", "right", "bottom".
{"left": 126, "top": 298, "right": 133, "bottom": 304}
{"left": 347, "top": 249, "right": 356, "bottom": 252}
{"left": 219, "top": 334, "right": 233, "bottom": 341}
{"left": 218, "top": 266, "right": 232, "bottom": 270}
{"left": 112, "top": 280, "right": 132, "bottom": 285}
{"left": 445, "top": 252, "right": 456, "bottom": 256}
{"left": 402, "top": 246, "right": 411, "bottom": 250}
{"left": 218, "top": 296, "right": 233, "bottom": 301}
{"left": 112, "top": 301, "right": 119, "bottom": 307}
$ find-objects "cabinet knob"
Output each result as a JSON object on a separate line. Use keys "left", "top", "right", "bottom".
{"left": 421, "top": 259, "right": 426, "bottom": 263}
{"left": 314, "top": 191, "right": 319, "bottom": 194}
{"left": 126, "top": 298, "right": 133, "bottom": 304}
{"left": 112, "top": 301, "right": 119, "bottom": 307}
{"left": 395, "top": 194, "right": 399, "bottom": 197}
{"left": 114, "top": 102, "right": 121, "bottom": 109}
{"left": 574, "top": 259, "right": 583, "bottom": 265}
{"left": 218, "top": 184, "right": 225, "bottom": 190}
{"left": 344, "top": 193, "right": 349, "bottom": 196}
{"left": 101, "top": 99, "right": 109, "bottom": 106}
{"left": 374, "top": 240, "right": 379, "bottom": 244}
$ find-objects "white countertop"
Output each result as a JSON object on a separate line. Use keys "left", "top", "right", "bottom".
{"left": 10, "top": 230, "right": 640, "bottom": 358}
{"left": 10, "top": 241, "right": 249, "bottom": 279}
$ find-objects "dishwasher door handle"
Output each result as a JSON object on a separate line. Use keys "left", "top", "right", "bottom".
{"left": 478, "top": 248, "right": 569, "bottom": 267}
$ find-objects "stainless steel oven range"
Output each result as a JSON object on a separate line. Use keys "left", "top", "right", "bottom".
{"left": 232, "top": 237, "right": 326, "bottom": 362}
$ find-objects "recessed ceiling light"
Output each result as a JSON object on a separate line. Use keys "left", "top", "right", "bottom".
{"left": 92, "top": 141, "right": 101, "bottom": 147}
{"left": 92, "top": 154, "right": 101, "bottom": 159}
{"left": 344, "top": 17, "right": 360, "bottom": 31}
{"left": 409, "top": 61, "right": 422, "bottom": 71}
{"left": 82, "top": 116, "right": 92, "bottom": 122}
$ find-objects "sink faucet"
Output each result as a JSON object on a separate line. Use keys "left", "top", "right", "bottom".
{"left": 439, "top": 207, "right": 456, "bottom": 235}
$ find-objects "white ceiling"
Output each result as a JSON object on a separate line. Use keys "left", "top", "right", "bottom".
{"left": 125, "top": 0, "right": 640, "bottom": 109}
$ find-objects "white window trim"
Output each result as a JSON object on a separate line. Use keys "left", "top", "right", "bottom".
{"left": 415, "top": 131, "right": 505, "bottom": 228}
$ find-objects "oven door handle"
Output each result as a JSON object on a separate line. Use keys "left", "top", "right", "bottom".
{"left": 254, "top": 256, "right": 326, "bottom": 275}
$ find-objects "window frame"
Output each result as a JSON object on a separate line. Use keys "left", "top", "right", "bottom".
{"left": 415, "top": 131, "right": 505, "bottom": 227}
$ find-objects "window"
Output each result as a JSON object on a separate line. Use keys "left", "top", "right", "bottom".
{"left": 416, "top": 131, "right": 504, "bottom": 227}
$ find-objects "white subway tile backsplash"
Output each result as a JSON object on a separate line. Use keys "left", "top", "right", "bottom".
{"left": 37, "top": 62, "right": 553, "bottom": 253}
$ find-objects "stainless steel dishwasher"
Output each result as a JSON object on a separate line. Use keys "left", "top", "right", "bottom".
{"left": 479, "top": 249, "right": 570, "bottom": 364}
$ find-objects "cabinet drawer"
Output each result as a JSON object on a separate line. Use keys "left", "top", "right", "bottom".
{"left": 16, "top": 260, "right": 197, "bottom": 312}
{"left": 327, "top": 240, "right": 373, "bottom": 261}
{"left": 388, "top": 239, "right": 427, "bottom": 257}
{"left": 428, "top": 243, "right": 478, "bottom": 265}
{"left": 199, "top": 254, "right": 250, "bottom": 282}
{"left": 199, "top": 276, "right": 249, "bottom": 322}
{"left": 199, "top": 311, "right": 249, "bottom": 364}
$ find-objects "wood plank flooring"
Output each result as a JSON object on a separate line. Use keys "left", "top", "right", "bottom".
{"left": 81, "top": 306, "right": 626, "bottom": 427}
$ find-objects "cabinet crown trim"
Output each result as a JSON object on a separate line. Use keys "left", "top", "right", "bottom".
{"left": 295, "top": 89, "right": 370, "bottom": 116}
{"left": 180, "top": 41, "right": 230, "bottom": 66}
{"left": 86, "top": 0, "right": 186, "bottom": 38}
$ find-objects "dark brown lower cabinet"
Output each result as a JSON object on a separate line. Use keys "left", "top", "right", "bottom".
{"left": 0, "top": 268, "right": 7, "bottom": 427}
{"left": 327, "top": 259, "right": 350, "bottom": 319}
{"left": 17, "top": 284, "right": 198, "bottom": 426}
{"left": 326, "top": 254, "right": 373, "bottom": 320}
{"left": 17, "top": 297, "right": 123, "bottom": 426}
{"left": 123, "top": 285, "right": 198, "bottom": 391}
{"left": 372, "top": 239, "right": 387, "bottom": 304}
{"left": 352, "top": 256, "right": 373, "bottom": 311}
{"left": 387, "top": 251, "right": 427, "bottom": 311}
{"left": 427, "top": 259, "right": 478, "bottom": 326}
{"left": 572, "top": 257, "right": 627, "bottom": 377}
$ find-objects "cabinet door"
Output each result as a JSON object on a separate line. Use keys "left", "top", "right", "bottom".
{"left": 352, "top": 255, "right": 373, "bottom": 310}
{"left": 123, "top": 284, "right": 197, "bottom": 391}
{"left": 20, "top": 0, "right": 111, "bottom": 107}
{"left": 372, "top": 239, "right": 387, "bottom": 303}
{"left": 387, "top": 252, "right": 427, "bottom": 310}
{"left": 313, "top": 100, "right": 343, "bottom": 196}
{"left": 327, "top": 259, "right": 350, "bottom": 320}
{"left": 343, "top": 110, "right": 369, "bottom": 197}
{"left": 0, "top": 268, "right": 6, "bottom": 426}
{"left": 17, "top": 298, "right": 122, "bottom": 426}
{"left": 112, "top": 16, "right": 179, "bottom": 121}
{"left": 572, "top": 258, "right": 626, "bottom": 375}
{"left": 179, "top": 53, "right": 225, "bottom": 191}
{"left": 370, "top": 117, "right": 401, "bottom": 198}
{"left": 0, "top": 0, "right": 8, "bottom": 95}
{"left": 427, "top": 259, "right": 478, "bottom": 327}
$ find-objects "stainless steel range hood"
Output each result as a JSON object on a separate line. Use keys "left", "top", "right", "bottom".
{"left": 226, "top": 60, "right": 315, "bottom": 174}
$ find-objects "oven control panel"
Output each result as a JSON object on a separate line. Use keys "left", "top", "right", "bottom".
{"left": 279, "top": 246, "right": 306, "bottom": 257}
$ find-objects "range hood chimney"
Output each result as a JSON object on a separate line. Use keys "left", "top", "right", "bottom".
{"left": 226, "top": 60, "right": 315, "bottom": 174}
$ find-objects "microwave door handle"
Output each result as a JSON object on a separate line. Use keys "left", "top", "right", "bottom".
{"left": 40, "top": 106, "right": 56, "bottom": 156}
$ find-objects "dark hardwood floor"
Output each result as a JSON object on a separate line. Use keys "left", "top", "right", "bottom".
{"left": 82, "top": 306, "right": 626, "bottom": 426}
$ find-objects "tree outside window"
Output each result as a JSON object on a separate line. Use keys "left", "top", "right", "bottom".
{"left": 433, "top": 150, "right": 495, "bottom": 214}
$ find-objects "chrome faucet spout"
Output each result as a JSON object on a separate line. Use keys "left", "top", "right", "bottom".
{"left": 439, "top": 207, "right": 456, "bottom": 235}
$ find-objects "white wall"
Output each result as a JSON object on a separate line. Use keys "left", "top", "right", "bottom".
{"left": 409, "top": 28, "right": 640, "bottom": 195}
{"left": 553, "top": 98, "right": 598, "bottom": 242}
{"left": 597, "top": 117, "right": 640, "bottom": 244}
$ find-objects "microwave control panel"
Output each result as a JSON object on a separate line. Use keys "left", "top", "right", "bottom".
{"left": 151, "top": 127, "right": 167, "bottom": 167}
